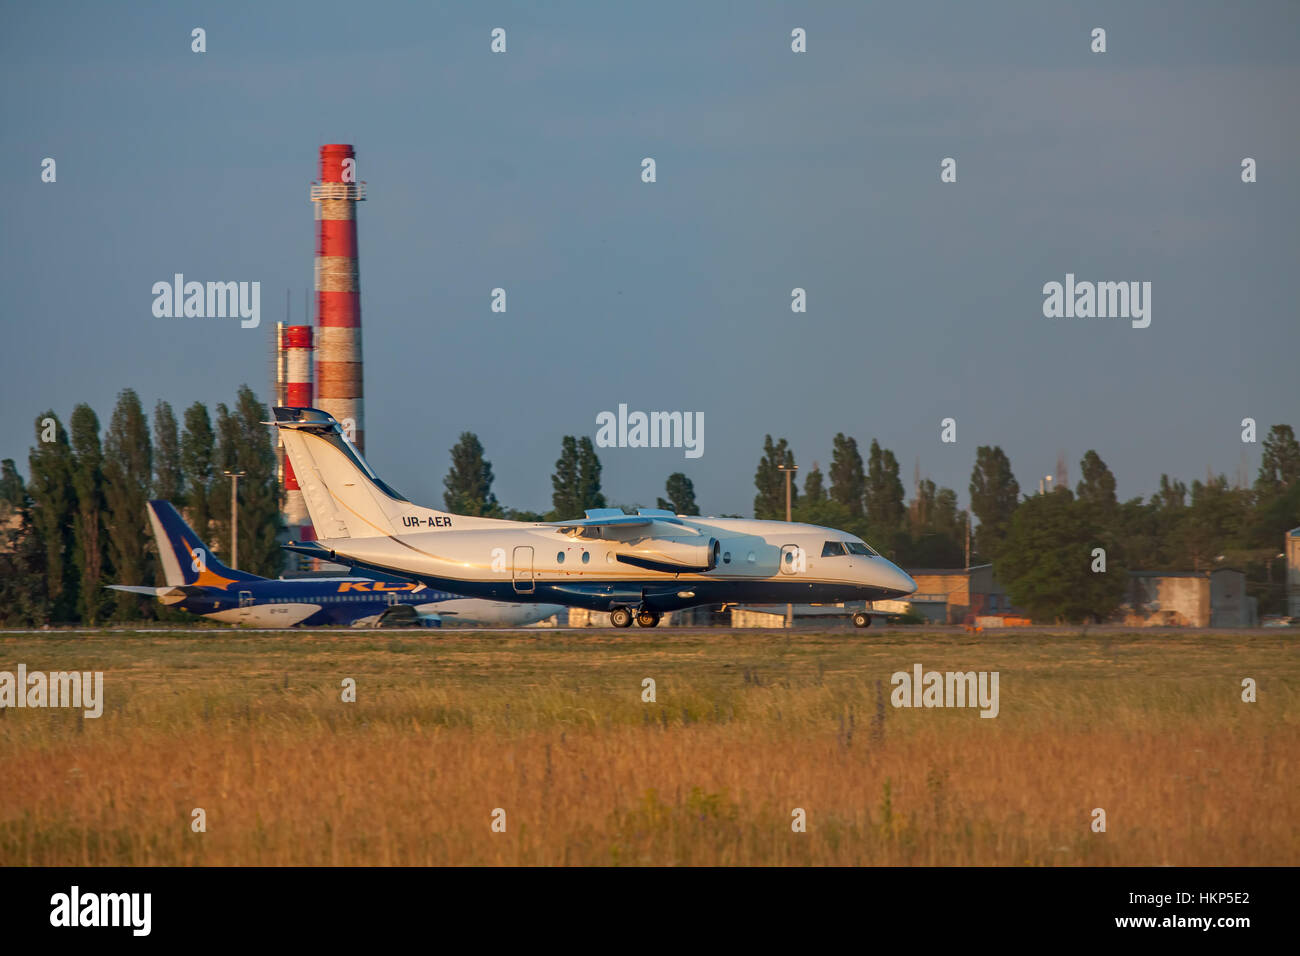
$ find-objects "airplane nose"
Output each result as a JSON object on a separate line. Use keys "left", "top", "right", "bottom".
{"left": 880, "top": 562, "right": 916, "bottom": 596}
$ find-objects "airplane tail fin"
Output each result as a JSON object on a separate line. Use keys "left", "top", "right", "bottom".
{"left": 271, "top": 407, "right": 508, "bottom": 539}
{"left": 147, "top": 500, "right": 262, "bottom": 586}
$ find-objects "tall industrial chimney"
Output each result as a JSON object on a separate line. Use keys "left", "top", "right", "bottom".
{"left": 310, "top": 144, "right": 366, "bottom": 452}
{"left": 280, "top": 323, "right": 315, "bottom": 552}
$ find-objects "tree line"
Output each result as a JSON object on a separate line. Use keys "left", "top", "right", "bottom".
{"left": 753, "top": 427, "right": 1300, "bottom": 621}
{"left": 0, "top": 385, "right": 282, "bottom": 625}
{"left": 4, "top": 404, "right": 1297, "bottom": 625}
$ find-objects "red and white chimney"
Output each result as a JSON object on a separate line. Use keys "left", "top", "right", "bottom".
{"left": 310, "top": 143, "right": 365, "bottom": 452}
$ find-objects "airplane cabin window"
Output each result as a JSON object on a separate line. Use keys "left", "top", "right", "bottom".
{"left": 821, "top": 541, "right": 847, "bottom": 557}
{"left": 722, "top": 551, "right": 731, "bottom": 564}
{"left": 581, "top": 551, "right": 590, "bottom": 564}
{"left": 557, "top": 551, "right": 565, "bottom": 564}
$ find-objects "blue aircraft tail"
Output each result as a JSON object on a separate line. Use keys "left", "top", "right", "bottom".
{"left": 147, "top": 500, "right": 262, "bottom": 587}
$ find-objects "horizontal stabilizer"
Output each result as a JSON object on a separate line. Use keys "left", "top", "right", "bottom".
{"left": 106, "top": 584, "right": 203, "bottom": 606}
{"left": 282, "top": 540, "right": 337, "bottom": 562}
{"left": 281, "top": 540, "right": 423, "bottom": 584}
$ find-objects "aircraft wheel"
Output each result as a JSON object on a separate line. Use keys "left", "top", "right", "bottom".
{"left": 636, "top": 610, "right": 661, "bottom": 628}
{"left": 852, "top": 611, "right": 872, "bottom": 628}
{"left": 610, "top": 606, "right": 634, "bottom": 628}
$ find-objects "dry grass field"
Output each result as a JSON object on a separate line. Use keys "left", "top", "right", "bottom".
{"left": 0, "top": 627, "right": 1296, "bottom": 865}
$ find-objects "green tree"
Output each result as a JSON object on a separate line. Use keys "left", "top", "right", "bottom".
{"left": 180, "top": 402, "right": 215, "bottom": 542}
{"left": 102, "top": 390, "right": 153, "bottom": 619}
{"left": 69, "top": 404, "right": 110, "bottom": 624}
{"left": 209, "top": 386, "right": 283, "bottom": 577}
{"left": 0, "top": 462, "right": 49, "bottom": 626}
{"left": 829, "top": 434, "right": 866, "bottom": 516}
{"left": 576, "top": 437, "right": 606, "bottom": 513}
{"left": 1256, "top": 424, "right": 1300, "bottom": 495}
{"left": 905, "top": 479, "right": 966, "bottom": 567}
{"left": 551, "top": 436, "right": 606, "bottom": 518}
{"left": 865, "top": 439, "right": 906, "bottom": 554}
{"left": 551, "top": 436, "right": 580, "bottom": 519}
{"left": 753, "top": 435, "right": 797, "bottom": 519}
{"left": 802, "top": 462, "right": 826, "bottom": 505}
{"left": 997, "top": 488, "right": 1126, "bottom": 623}
{"left": 969, "top": 445, "right": 1020, "bottom": 561}
{"left": 1174, "top": 475, "right": 1249, "bottom": 571}
{"left": 1076, "top": 450, "right": 1118, "bottom": 511}
{"left": 210, "top": 402, "right": 241, "bottom": 558}
{"left": 657, "top": 473, "right": 698, "bottom": 515}
{"left": 0, "top": 459, "right": 24, "bottom": 509}
{"left": 153, "top": 400, "right": 184, "bottom": 504}
{"left": 27, "top": 412, "right": 77, "bottom": 622}
{"left": 443, "top": 432, "right": 500, "bottom": 516}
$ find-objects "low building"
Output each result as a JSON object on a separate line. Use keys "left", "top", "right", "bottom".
{"left": 904, "top": 564, "right": 1016, "bottom": 624}
{"left": 1118, "top": 569, "right": 1257, "bottom": 628}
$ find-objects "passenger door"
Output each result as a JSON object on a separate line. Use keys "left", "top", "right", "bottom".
{"left": 512, "top": 546, "right": 535, "bottom": 593}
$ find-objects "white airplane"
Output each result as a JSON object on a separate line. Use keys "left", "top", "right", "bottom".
{"left": 271, "top": 407, "right": 917, "bottom": 628}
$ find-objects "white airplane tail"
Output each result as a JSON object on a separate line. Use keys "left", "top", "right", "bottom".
{"left": 271, "top": 407, "right": 507, "bottom": 539}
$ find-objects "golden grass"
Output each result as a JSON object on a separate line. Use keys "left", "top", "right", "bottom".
{"left": 0, "top": 628, "right": 1295, "bottom": 865}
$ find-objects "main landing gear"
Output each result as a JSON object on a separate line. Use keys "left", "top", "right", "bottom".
{"left": 852, "top": 611, "right": 872, "bottom": 628}
{"left": 609, "top": 606, "right": 661, "bottom": 628}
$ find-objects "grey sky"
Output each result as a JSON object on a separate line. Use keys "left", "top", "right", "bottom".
{"left": 2, "top": 1, "right": 1297, "bottom": 518}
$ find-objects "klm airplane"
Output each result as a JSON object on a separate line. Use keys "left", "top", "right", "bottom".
{"left": 107, "top": 500, "right": 565, "bottom": 628}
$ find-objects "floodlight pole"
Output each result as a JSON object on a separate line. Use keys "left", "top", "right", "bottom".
{"left": 224, "top": 470, "right": 246, "bottom": 569}
{"left": 777, "top": 463, "right": 798, "bottom": 628}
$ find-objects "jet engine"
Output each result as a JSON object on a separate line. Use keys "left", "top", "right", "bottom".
{"left": 616, "top": 537, "right": 720, "bottom": 574}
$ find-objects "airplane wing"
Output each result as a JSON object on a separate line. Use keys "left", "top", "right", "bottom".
{"left": 547, "top": 508, "right": 687, "bottom": 535}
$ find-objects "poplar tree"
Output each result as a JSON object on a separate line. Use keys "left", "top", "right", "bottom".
{"left": 69, "top": 403, "right": 109, "bottom": 624}
{"left": 443, "top": 432, "right": 500, "bottom": 516}
{"left": 969, "top": 445, "right": 1020, "bottom": 561}
{"left": 865, "top": 439, "right": 906, "bottom": 551}
{"left": 829, "top": 433, "right": 866, "bottom": 516}
{"left": 753, "top": 435, "right": 797, "bottom": 519}
{"left": 103, "top": 390, "right": 153, "bottom": 619}
{"left": 27, "top": 411, "right": 77, "bottom": 621}
{"left": 153, "top": 400, "right": 184, "bottom": 505}
{"left": 180, "top": 401, "right": 215, "bottom": 541}
{"left": 657, "top": 472, "right": 698, "bottom": 515}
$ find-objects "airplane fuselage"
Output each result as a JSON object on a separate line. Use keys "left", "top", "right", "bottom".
{"left": 305, "top": 516, "right": 916, "bottom": 613}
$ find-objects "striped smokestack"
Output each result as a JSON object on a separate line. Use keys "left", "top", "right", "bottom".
{"left": 281, "top": 324, "right": 314, "bottom": 546}
{"left": 310, "top": 143, "right": 365, "bottom": 452}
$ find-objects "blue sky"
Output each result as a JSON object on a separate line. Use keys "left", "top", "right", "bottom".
{"left": 2, "top": 1, "right": 1297, "bottom": 516}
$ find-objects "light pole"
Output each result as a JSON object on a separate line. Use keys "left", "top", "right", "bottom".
{"left": 224, "top": 470, "right": 245, "bottom": 569}
{"left": 777, "top": 463, "right": 798, "bottom": 628}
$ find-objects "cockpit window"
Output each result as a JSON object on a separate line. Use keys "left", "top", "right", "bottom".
{"left": 846, "top": 542, "right": 878, "bottom": 557}
{"left": 821, "top": 541, "right": 847, "bottom": 557}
